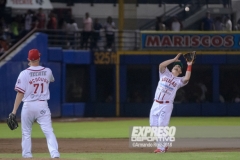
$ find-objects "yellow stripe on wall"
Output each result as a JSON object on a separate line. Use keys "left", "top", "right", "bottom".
{"left": 116, "top": 53, "right": 120, "bottom": 117}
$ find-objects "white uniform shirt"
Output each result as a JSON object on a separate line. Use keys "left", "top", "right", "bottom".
{"left": 105, "top": 22, "right": 116, "bottom": 35}
{"left": 225, "top": 19, "right": 232, "bottom": 31}
{"left": 66, "top": 23, "right": 79, "bottom": 35}
{"left": 14, "top": 66, "right": 54, "bottom": 102}
{"left": 25, "top": 14, "right": 32, "bottom": 31}
{"left": 171, "top": 21, "right": 181, "bottom": 31}
{"left": 154, "top": 68, "right": 187, "bottom": 102}
{"left": 83, "top": 17, "right": 92, "bottom": 31}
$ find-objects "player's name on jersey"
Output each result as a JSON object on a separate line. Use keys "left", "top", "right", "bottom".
{"left": 161, "top": 77, "right": 177, "bottom": 87}
{"left": 29, "top": 77, "right": 49, "bottom": 84}
{"left": 29, "top": 71, "right": 47, "bottom": 77}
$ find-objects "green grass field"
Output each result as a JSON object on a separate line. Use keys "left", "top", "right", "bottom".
{"left": 0, "top": 117, "right": 240, "bottom": 160}
{"left": 0, "top": 152, "right": 240, "bottom": 160}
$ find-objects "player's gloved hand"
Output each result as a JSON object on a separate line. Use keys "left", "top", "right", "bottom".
{"left": 7, "top": 113, "right": 18, "bottom": 130}
{"left": 183, "top": 51, "right": 196, "bottom": 64}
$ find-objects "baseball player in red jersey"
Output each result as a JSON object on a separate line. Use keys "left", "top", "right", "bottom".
{"left": 10, "top": 49, "right": 60, "bottom": 158}
{"left": 150, "top": 53, "right": 193, "bottom": 153}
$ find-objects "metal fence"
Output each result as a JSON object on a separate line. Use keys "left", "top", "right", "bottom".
{"left": 38, "top": 29, "right": 141, "bottom": 51}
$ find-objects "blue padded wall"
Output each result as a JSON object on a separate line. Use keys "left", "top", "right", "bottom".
{"left": 63, "top": 50, "right": 91, "bottom": 64}
{"left": 227, "top": 103, "right": 240, "bottom": 116}
{"left": 62, "top": 103, "right": 74, "bottom": 117}
{"left": 122, "top": 103, "right": 152, "bottom": 117}
{"left": 74, "top": 103, "right": 85, "bottom": 117}
{"left": 0, "top": 62, "right": 28, "bottom": 120}
{"left": 42, "top": 62, "right": 62, "bottom": 117}
{"left": 201, "top": 103, "right": 227, "bottom": 116}
{"left": 10, "top": 33, "right": 48, "bottom": 62}
{"left": 94, "top": 103, "right": 115, "bottom": 117}
{"left": 61, "top": 103, "right": 85, "bottom": 117}
{"left": 175, "top": 103, "right": 202, "bottom": 116}
{"left": 48, "top": 47, "right": 63, "bottom": 62}
{"left": 201, "top": 55, "right": 226, "bottom": 64}
{"left": 227, "top": 55, "right": 240, "bottom": 64}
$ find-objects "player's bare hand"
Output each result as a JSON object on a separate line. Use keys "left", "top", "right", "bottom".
{"left": 174, "top": 53, "right": 182, "bottom": 62}
{"left": 187, "top": 61, "right": 193, "bottom": 65}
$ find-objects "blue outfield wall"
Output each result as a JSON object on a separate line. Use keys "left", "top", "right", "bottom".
{"left": 1, "top": 32, "right": 240, "bottom": 119}
{"left": 56, "top": 51, "right": 240, "bottom": 117}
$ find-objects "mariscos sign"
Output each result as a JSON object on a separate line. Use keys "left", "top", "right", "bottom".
{"left": 141, "top": 32, "right": 240, "bottom": 50}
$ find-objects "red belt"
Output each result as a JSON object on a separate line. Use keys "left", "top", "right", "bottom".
{"left": 155, "top": 100, "right": 169, "bottom": 104}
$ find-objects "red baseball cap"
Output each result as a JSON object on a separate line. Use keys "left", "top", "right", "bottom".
{"left": 28, "top": 49, "right": 41, "bottom": 61}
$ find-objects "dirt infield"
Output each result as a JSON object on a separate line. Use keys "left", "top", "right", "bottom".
{"left": 1, "top": 138, "right": 240, "bottom": 154}
{"left": 1, "top": 138, "right": 240, "bottom": 160}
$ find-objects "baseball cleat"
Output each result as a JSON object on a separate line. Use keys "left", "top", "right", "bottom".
{"left": 154, "top": 149, "right": 165, "bottom": 153}
{"left": 154, "top": 147, "right": 169, "bottom": 153}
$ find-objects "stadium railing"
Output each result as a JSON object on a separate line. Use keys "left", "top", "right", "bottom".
{"left": 37, "top": 29, "right": 141, "bottom": 51}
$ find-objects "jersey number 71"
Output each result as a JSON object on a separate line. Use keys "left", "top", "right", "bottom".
{"left": 34, "top": 83, "right": 44, "bottom": 93}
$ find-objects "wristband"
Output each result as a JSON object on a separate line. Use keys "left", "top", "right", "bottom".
{"left": 187, "top": 65, "right": 192, "bottom": 71}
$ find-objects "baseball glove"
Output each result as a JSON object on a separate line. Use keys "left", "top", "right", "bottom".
{"left": 183, "top": 51, "right": 196, "bottom": 63}
{"left": 7, "top": 113, "right": 18, "bottom": 130}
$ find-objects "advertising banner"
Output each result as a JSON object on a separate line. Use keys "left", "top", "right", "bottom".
{"left": 141, "top": 32, "right": 240, "bottom": 50}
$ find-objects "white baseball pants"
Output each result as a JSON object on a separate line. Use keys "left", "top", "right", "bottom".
{"left": 149, "top": 101, "right": 173, "bottom": 150}
{"left": 21, "top": 101, "right": 60, "bottom": 158}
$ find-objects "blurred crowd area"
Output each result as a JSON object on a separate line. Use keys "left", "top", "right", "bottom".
{"left": 0, "top": 0, "right": 239, "bottom": 56}
{"left": 155, "top": 11, "right": 237, "bottom": 32}
{"left": 0, "top": 8, "right": 118, "bottom": 56}
{"left": 0, "top": 8, "right": 61, "bottom": 57}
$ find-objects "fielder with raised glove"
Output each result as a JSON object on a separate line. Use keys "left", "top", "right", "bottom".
{"left": 7, "top": 113, "right": 18, "bottom": 130}
{"left": 149, "top": 53, "right": 194, "bottom": 153}
{"left": 183, "top": 51, "right": 196, "bottom": 63}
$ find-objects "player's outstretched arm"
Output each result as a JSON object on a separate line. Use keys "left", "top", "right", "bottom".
{"left": 11, "top": 92, "right": 24, "bottom": 115}
{"left": 182, "top": 61, "right": 193, "bottom": 84}
{"left": 159, "top": 53, "right": 182, "bottom": 73}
